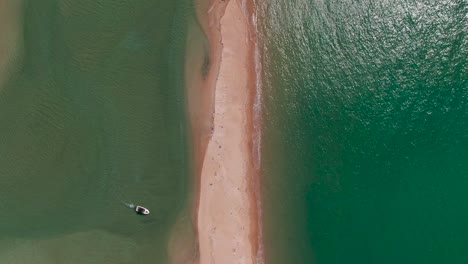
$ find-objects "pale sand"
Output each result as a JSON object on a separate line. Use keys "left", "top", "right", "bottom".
{"left": 197, "top": 0, "right": 260, "bottom": 263}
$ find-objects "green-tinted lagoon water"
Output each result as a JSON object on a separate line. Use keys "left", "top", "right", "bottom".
{"left": 259, "top": 0, "right": 467, "bottom": 263}
{"left": 0, "top": 0, "right": 197, "bottom": 263}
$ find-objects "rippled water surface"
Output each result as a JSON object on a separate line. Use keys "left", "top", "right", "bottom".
{"left": 259, "top": 0, "right": 467, "bottom": 263}
{"left": 0, "top": 0, "right": 193, "bottom": 263}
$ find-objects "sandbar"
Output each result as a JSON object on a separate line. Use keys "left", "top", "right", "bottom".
{"left": 192, "top": 0, "right": 262, "bottom": 263}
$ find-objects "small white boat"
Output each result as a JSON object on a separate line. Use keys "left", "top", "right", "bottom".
{"left": 135, "top": 206, "right": 150, "bottom": 215}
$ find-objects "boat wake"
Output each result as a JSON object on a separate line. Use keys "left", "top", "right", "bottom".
{"left": 123, "top": 202, "right": 136, "bottom": 209}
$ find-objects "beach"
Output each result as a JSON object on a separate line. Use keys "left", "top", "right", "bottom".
{"left": 188, "top": 0, "right": 261, "bottom": 263}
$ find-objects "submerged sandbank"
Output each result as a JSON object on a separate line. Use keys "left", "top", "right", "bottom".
{"left": 0, "top": 0, "right": 23, "bottom": 90}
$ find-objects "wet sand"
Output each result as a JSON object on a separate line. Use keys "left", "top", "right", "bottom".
{"left": 189, "top": 0, "right": 262, "bottom": 263}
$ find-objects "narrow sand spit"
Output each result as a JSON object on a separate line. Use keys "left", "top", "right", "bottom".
{"left": 196, "top": 0, "right": 260, "bottom": 263}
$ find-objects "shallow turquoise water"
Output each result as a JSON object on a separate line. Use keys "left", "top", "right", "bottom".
{"left": 259, "top": 0, "right": 467, "bottom": 263}
{"left": 0, "top": 0, "right": 195, "bottom": 263}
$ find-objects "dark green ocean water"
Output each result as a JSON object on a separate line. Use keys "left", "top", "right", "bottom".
{"left": 259, "top": 0, "right": 467, "bottom": 263}
{"left": 0, "top": 0, "right": 196, "bottom": 263}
